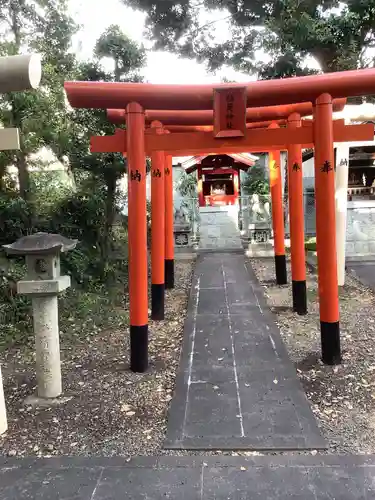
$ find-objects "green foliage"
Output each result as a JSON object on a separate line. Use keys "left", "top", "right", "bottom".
{"left": 0, "top": 192, "right": 32, "bottom": 246}
{"left": 125, "top": 0, "right": 375, "bottom": 78}
{"left": 95, "top": 24, "right": 146, "bottom": 81}
{"left": 305, "top": 239, "right": 317, "bottom": 252}
{"left": 30, "top": 169, "right": 73, "bottom": 215}
{"left": 0, "top": 179, "right": 130, "bottom": 349}
{"left": 0, "top": 8, "right": 147, "bottom": 348}
{"left": 0, "top": 259, "right": 32, "bottom": 350}
{"left": 0, "top": 259, "right": 129, "bottom": 351}
{"left": 242, "top": 164, "right": 269, "bottom": 196}
{"left": 176, "top": 170, "right": 197, "bottom": 198}
{"left": 0, "top": 0, "right": 78, "bottom": 201}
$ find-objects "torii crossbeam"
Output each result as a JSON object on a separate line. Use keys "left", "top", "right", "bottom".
{"left": 90, "top": 121, "right": 374, "bottom": 156}
{"left": 106, "top": 99, "right": 347, "bottom": 125}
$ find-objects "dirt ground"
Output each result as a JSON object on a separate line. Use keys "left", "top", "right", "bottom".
{"left": 3, "top": 254, "right": 375, "bottom": 458}
{"left": 251, "top": 257, "right": 375, "bottom": 455}
{"left": 0, "top": 259, "right": 193, "bottom": 458}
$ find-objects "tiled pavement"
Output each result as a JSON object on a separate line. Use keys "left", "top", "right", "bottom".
{"left": 1, "top": 455, "right": 375, "bottom": 499}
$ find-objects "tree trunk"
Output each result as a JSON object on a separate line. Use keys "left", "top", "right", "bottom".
{"left": 16, "top": 149, "right": 34, "bottom": 230}
{"left": 0, "top": 165, "right": 6, "bottom": 192}
{"left": 16, "top": 150, "right": 30, "bottom": 201}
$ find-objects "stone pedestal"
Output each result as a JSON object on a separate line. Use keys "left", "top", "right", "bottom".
{"left": 248, "top": 223, "right": 271, "bottom": 244}
{"left": 174, "top": 224, "right": 193, "bottom": 248}
{"left": 174, "top": 207, "right": 195, "bottom": 250}
{"left": 33, "top": 296, "right": 61, "bottom": 398}
{"left": 245, "top": 242, "right": 275, "bottom": 258}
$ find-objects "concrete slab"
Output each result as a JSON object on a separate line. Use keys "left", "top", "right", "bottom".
{"left": 165, "top": 253, "right": 326, "bottom": 450}
{"left": 346, "top": 260, "right": 375, "bottom": 291}
{"left": 1, "top": 456, "right": 375, "bottom": 499}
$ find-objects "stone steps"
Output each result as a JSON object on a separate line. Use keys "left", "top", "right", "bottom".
{"left": 198, "top": 206, "right": 242, "bottom": 250}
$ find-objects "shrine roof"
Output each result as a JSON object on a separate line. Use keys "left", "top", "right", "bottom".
{"left": 181, "top": 153, "right": 258, "bottom": 174}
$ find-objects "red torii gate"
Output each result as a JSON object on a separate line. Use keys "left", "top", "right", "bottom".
{"left": 93, "top": 116, "right": 372, "bottom": 318}
{"left": 106, "top": 98, "right": 347, "bottom": 126}
{"left": 65, "top": 67, "right": 375, "bottom": 109}
{"left": 64, "top": 68, "right": 375, "bottom": 373}
{"left": 105, "top": 105, "right": 351, "bottom": 314}
{"left": 90, "top": 119, "right": 370, "bottom": 156}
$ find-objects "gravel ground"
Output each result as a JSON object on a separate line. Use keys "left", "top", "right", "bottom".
{"left": 251, "top": 257, "right": 375, "bottom": 455}
{"left": 0, "top": 259, "right": 193, "bottom": 458}
{"left": 4, "top": 254, "right": 375, "bottom": 459}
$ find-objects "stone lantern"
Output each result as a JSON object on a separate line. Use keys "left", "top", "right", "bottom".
{"left": 3, "top": 233, "right": 77, "bottom": 400}
{"left": 0, "top": 53, "right": 42, "bottom": 433}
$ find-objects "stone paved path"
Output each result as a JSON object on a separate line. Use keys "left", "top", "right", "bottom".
{"left": 1, "top": 455, "right": 375, "bottom": 499}
{"left": 165, "top": 253, "right": 326, "bottom": 450}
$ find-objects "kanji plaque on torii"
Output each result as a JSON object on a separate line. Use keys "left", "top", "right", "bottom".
{"left": 213, "top": 87, "right": 247, "bottom": 138}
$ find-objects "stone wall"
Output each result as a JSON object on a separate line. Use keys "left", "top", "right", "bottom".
{"left": 346, "top": 200, "right": 375, "bottom": 258}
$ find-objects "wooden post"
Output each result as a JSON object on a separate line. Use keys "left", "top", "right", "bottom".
{"left": 0, "top": 367, "right": 6, "bottom": 434}
{"left": 126, "top": 102, "right": 148, "bottom": 372}
{"left": 287, "top": 113, "right": 307, "bottom": 315}
{"left": 268, "top": 123, "right": 287, "bottom": 285}
{"left": 335, "top": 144, "right": 350, "bottom": 287}
{"left": 150, "top": 121, "right": 165, "bottom": 320}
{"left": 0, "top": 54, "right": 42, "bottom": 93}
{"left": 314, "top": 94, "right": 341, "bottom": 365}
{"left": 165, "top": 154, "right": 175, "bottom": 289}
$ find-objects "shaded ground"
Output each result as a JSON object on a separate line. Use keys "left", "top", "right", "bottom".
{"left": 251, "top": 257, "right": 375, "bottom": 454}
{"left": 0, "top": 260, "right": 193, "bottom": 458}
{"left": 2, "top": 455, "right": 375, "bottom": 499}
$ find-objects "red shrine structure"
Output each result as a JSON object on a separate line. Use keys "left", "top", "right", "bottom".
{"left": 65, "top": 67, "right": 375, "bottom": 371}
{"left": 181, "top": 153, "right": 257, "bottom": 207}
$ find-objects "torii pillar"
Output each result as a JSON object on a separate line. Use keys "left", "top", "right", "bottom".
{"left": 287, "top": 113, "right": 307, "bottom": 315}
{"left": 150, "top": 121, "right": 166, "bottom": 319}
{"left": 126, "top": 103, "right": 149, "bottom": 372}
{"left": 268, "top": 122, "right": 287, "bottom": 285}
{"left": 0, "top": 53, "right": 42, "bottom": 434}
{"left": 314, "top": 94, "right": 341, "bottom": 365}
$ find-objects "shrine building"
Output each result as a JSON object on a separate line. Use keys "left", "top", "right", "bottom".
{"left": 180, "top": 153, "right": 258, "bottom": 207}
